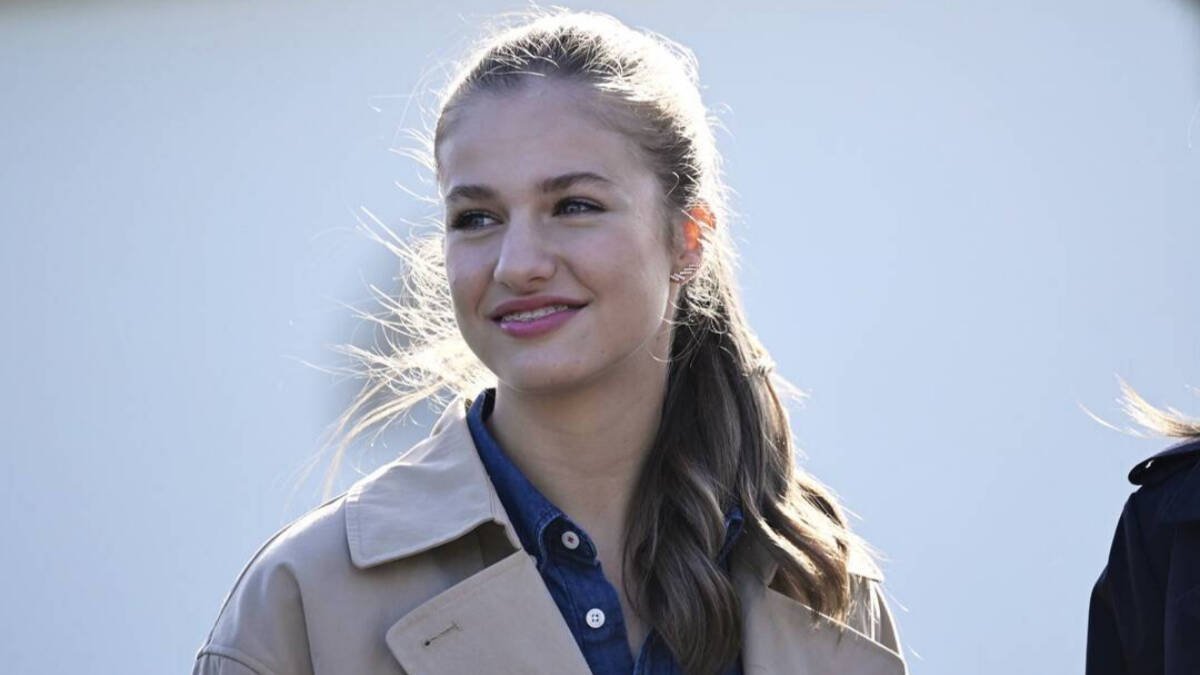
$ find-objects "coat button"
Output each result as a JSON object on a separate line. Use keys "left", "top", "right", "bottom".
{"left": 585, "top": 608, "right": 606, "bottom": 629}
{"left": 561, "top": 530, "right": 581, "bottom": 550}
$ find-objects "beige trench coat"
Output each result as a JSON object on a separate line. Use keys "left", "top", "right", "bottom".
{"left": 193, "top": 397, "right": 907, "bottom": 675}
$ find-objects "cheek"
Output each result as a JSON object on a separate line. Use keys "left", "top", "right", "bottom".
{"left": 591, "top": 236, "right": 671, "bottom": 314}
{"left": 444, "top": 248, "right": 488, "bottom": 316}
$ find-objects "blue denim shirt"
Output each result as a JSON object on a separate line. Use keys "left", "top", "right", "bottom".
{"left": 468, "top": 388, "right": 745, "bottom": 675}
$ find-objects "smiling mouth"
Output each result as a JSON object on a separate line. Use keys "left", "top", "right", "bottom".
{"left": 496, "top": 304, "right": 580, "bottom": 323}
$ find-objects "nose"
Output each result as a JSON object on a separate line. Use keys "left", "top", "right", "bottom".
{"left": 493, "top": 213, "right": 556, "bottom": 291}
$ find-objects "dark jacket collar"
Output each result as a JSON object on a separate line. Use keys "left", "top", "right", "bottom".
{"left": 1128, "top": 437, "right": 1200, "bottom": 523}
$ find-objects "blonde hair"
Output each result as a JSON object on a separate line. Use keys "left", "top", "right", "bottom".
{"left": 1115, "top": 378, "right": 1200, "bottom": 438}
{"left": 326, "top": 9, "right": 872, "bottom": 673}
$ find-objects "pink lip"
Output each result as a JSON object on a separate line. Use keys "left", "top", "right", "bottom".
{"left": 496, "top": 306, "right": 583, "bottom": 338}
{"left": 489, "top": 295, "right": 587, "bottom": 320}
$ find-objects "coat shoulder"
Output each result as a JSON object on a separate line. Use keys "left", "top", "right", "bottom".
{"left": 193, "top": 443, "right": 500, "bottom": 675}
{"left": 843, "top": 536, "right": 904, "bottom": 657}
{"left": 1125, "top": 437, "right": 1200, "bottom": 526}
{"left": 1088, "top": 437, "right": 1200, "bottom": 674}
{"left": 218, "top": 492, "right": 354, "bottom": 603}
{"left": 845, "top": 574, "right": 904, "bottom": 661}
{"left": 194, "top": 495, "right": 351, "bottom": 675}
{"left": 1128, "top": 437, "right": 1200, "bottom": 486}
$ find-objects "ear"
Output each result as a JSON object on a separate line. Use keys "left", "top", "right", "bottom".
{"left": 672, "top": 204, "right": 716, "bottom": 281}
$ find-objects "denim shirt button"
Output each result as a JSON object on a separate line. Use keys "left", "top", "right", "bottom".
{"left": 585, "top": 608, "right": 606, "bottom": 629}
{"left": 561, "top": 530, "right": 581, "bottom": 550}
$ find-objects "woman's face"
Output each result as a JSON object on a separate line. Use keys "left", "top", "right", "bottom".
{"left": 438, "top": 80, "right": 685, "bottom": 395}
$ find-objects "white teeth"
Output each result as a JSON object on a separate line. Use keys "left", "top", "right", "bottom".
{"left": 500, "top": 304, "right": 572, "bottom": 322}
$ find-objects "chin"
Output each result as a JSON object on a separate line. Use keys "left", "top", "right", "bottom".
{"left": 489, "top": 355, "right": 610, "bottom": 396}
{"left": 495, "top": 367, "right": 594, "bottom": 396}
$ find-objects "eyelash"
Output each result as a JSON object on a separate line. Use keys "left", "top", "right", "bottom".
{"left": 449, "top": 198, "right": 603, "bottom": 231}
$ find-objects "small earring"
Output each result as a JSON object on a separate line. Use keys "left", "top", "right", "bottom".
{"left": 670, "top": 264, "right": 699, "bottom": 283}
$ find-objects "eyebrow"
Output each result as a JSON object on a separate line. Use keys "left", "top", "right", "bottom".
{"left": 443, "top": 171, "right": 614, "bottom": 204}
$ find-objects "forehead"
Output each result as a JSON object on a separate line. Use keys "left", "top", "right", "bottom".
{"left": 436, "top": 81, "right": 653, "bottom": 195}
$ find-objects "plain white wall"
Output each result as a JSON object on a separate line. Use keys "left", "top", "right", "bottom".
{"left": 2, "top": 1, "right": 1197, "bottom": 672}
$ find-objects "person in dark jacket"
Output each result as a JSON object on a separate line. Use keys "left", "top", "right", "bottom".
{"left": 1087, "top": 385, "right": 1200, "bottom": 675}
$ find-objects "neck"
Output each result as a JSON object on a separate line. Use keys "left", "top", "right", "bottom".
{"left": 487, "top": 361, "right": 669, "bottom": 543}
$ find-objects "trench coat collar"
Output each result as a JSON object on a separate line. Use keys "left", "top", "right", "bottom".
{"left": 345, "top": 396, "right": 905, "bottom": 675}
{"left": 344, "top": 395, "right": 520, "bottom": 567}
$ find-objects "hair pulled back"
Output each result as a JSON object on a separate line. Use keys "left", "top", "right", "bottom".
{"left": 330, "top": 10, "right": 873, "bottom": 674}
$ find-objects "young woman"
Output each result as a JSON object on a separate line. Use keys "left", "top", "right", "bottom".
{"left": 1087, "top": 383, "right": 1200, "bottom": 675}
{"left": 194, "top": 10, "right": 906, "bottom": 675}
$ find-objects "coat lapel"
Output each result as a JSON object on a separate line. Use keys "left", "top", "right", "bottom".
{"left": 734, "top": 538, "right": 908, "bottom": 675}
{"left": 384, "top": 550, "right": 592, "bottom": 675}
{"left": 347, "top": 397, "right": 590, "bottom": 674}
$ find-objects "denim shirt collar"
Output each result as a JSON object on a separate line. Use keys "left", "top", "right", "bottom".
{"left": 467, "top": 387, "right": 744, "bottom": 565}
{"left": 467, "top": 387, "right": 569, "bottom": 561}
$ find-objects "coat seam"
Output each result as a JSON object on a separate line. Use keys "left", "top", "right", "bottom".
{"left": 196, "top": 644, "right": 280, "bottom": 675}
